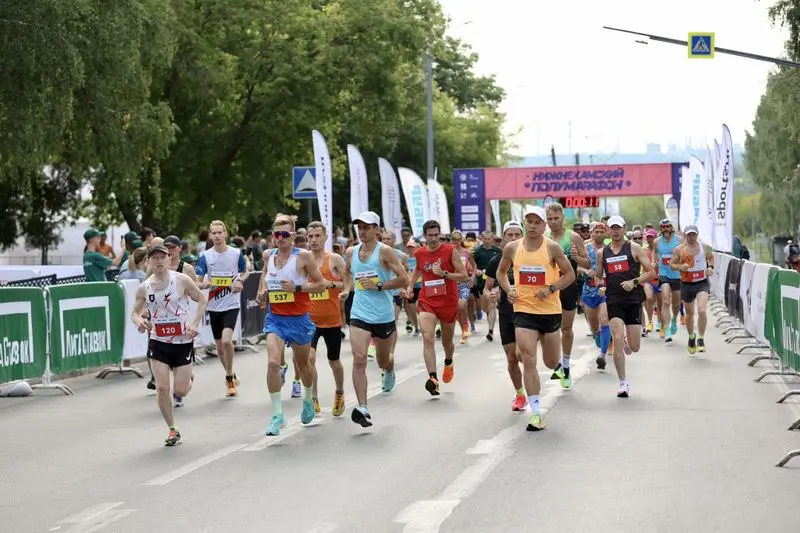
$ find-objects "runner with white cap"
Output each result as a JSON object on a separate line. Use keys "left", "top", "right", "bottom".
{"left": 495, "top": 205, "right": 575, "bottom": 430}
{"left": 669, "top": 225, "right": 714, "bottom": 354}
{"left": 343, "top": 211, "right": 409, "bottom": 427}
{"left": 596, "top": 215, "right": 656, "bottom": 398}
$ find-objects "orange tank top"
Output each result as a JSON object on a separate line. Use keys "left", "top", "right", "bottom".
{"left": 308, "top": 253, "right": 342, "bottom": 328}
{"left": 512, "top": 238, "right": 562, "bottom": 315}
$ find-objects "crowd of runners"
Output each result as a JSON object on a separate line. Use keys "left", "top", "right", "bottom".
{"left": 128, "top": 205, "right": 715, "bottom": 446}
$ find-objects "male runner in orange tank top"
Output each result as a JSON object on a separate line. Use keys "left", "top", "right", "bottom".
{"left": 495, "top": 205, "right": 575, "bottom": 431}
{"left": 307, "top": 221, "right": 347, "bottom": 416}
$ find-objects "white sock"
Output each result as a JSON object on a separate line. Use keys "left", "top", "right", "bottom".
{"left": 270, "top": 392, "right": 283, "bottom": 416}
{"left": 619, "top": 379, "right": 629, "bottom": 388}
{"left": 527, "top": 395, "right": 541, "bottom": 414}
{"left": 561, "top": 354, "right": 570, "bottom": 368}
{"left": 303, "top": 386, "right": 312, "bottom": 402}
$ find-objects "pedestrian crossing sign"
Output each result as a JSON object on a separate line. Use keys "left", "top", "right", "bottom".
{"left": 688, "top": 33, "right": 715, "bottom": 58}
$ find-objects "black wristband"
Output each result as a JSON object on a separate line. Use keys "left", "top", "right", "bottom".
{"left": 295, "top": 284, "right": 302, "bottom": 293}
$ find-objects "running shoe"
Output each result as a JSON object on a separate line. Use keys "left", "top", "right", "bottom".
{"left": 301, "top": 399, "right": 315, "bottom": 424}
{"left": 351, "top": 406, "right": 373, "bottom": 428}
{"left": 165, "top": 428, "right": 182, "bottom": 447}
{"left": 332, "top": 392, "right": 345, "bottom": 417}
{"left": 680, "top": 314, "right": 686, "bottom": 326}
{"left": 313, "top": 397, "right": 322, "bottom": 416}
{"left": 594, "top": 332, "right": 601, "bottom": 348}
{"left": 382, "top": 369, "right": 396, "bottom": 392}
{"left": 596, "top": 355, "right": 607, "bottom": 370}
{"left": 697, "top": 337, "right": 706, "bottom": 353}
{"left": 551, "top": 364, "right": 564, "bottom": 380}
{"left": 669, "top": 318, "right": 678, "bottom": 337}
{"left": 291, "top": 380, "right": 302, "bottom": 398}
{"left": 559, "top": 370, "right": 572, "bottom": 390}
{"left": 688, "top": 335, "right": 697, "bottom": 355}
{"left": 646, "top": 322, "right": 654, "bottom": 333}
{"left": 476, "top": 309, "right": 483, "bottom": 321}
{"left": 265, "top": 414, "right": 285, "bottom": 436}
{"left": 147, "top": 377, "right": 156, "bottom": 390}
{"left": 406, "top": 321, "right": 413, "bottom": 334}
{"left": 425, "top": 377, "right": 441, "bottom": 396}
{"left": 233, "top": 373, "right": 240, "bottom": 386}
{"left": 367, "top": 341, "right": 376, "bottom": 359}
{"left": 173, "top": 394, "right": 183, "bottom": 408}
{"left": 442, "top": 362, "right": 455, "bottom": 384}
{"left": 486, "top": 330, "right": 494, "bottom": 342}
{"left": 526, "top": 413, "right": 545, "bottom": 431}
{"left": 435, "top": 327, "right": 442, "bottom": 340}
{"left": 617, "top": 383, "right": 630, "bottom": 398}
{"left": 225, "top": 376, "right": 238, "bottom": 397}
{"left": 659, "top": 325, "right": 666, "bottom": 339}
{"left": 460, "top": 331, "right": 469, "bottom": 344}
{"left": 280, "top": 363, "right": 288, "bottom": 385}
{"left": 511, "top": 394, "right": 527, "bottom": 411}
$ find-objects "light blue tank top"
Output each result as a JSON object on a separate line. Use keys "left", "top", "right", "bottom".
{"left": 582, "top": 243, "right": 600, "bottom": 298}
{"left": 407, "top": 256, "right": 422, "bottom": 288}
{"left": 656, "top": 234, "right": 681, "bottom": 280}
{"left": 350, "top": 242, "right": 395, "bottom": 323}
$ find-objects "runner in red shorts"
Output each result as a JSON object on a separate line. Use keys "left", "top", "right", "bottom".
{"left": 405, "top": 220, "right": 468, "bottom": 396}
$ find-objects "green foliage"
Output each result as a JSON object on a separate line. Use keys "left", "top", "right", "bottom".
{"left": 619, "top": 197, "right": 665, "bottom": 226}
{"left": 0, "top": 0, "right": 508, "bottom": 252}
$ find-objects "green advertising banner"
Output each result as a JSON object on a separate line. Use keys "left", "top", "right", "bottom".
{"left": 48, "top": 282, "right": 125, "bottom": 374}
{"left": 0, "top": 287, "right": 48, "bottom": 384}
{"left": 765, "top": 268, "right": 800, "bottom": 374}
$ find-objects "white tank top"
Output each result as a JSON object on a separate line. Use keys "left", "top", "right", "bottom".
{"left": 266, "top": 249, "right": 308, "bottom": 289}
{"left": 145, "top": 271, "right": 193, "bottom": 344}
{"left": 200, "top": 246, "right": 243, "bottom": 312}
{"left": 684, "top": 245, "right": 709, "bottom": 283}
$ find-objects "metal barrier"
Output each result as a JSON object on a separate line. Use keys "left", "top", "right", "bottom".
{"left": 711, "top": 252, "right": 800, "bottom": 467}
{"left": 5, "top": 274, "right": 57, "bottom": 288}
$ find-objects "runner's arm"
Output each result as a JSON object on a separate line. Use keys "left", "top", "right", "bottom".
{"left": 299, "top": 251, "right": 326, "bottom": 293}
{"left": 651, "top": 237, "right": 661, "bottom": 267}
{"left": 380, "top": 246, "right": 410, "bottom": 290}
{"left": 236, "top": 251, "right": 249, "bottom": 283}
{"left": 328, "top": 253, "right": 347, "bottom": 290}
{"left": 446, "top": 247, "right": 469, "bottom": 283}
{"left": 182, "top": 262, "right": 197, "bottom": 283}
{"left": 483, "top": 255, "right": 499, "bottom": 296}
{"left": 669, "top": 246, "right": 687, "bottom": 271}
{"left": 594, "top": 249, "right": 604, "bottom": 285}
{"left": 495, "top": 242, "right": 516, "bottom": 294}
{"left": 180, "top": 273, "right": 208, "bottom": 328}
{"left": 633, "top": 243, "right": 657, "bottom": 282}
{"left": 342, "top": 248, "right": 354, "bottom": 294}
{"left": 130, "top": 284, "right": 148, "bottom": 328}
{"left": 571, "top": 232, "right": 591, "bottom": 269}
{"left": 549, "top": 241, "right": 576, "bottom": 289}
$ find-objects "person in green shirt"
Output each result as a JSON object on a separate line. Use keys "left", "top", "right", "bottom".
{"left": 83, "top": 228, "right": 123, "bottom": 281}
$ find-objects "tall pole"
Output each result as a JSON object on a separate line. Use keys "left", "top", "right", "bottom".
{"left": 425, "top": 49, "right": 434, "bottom": 181}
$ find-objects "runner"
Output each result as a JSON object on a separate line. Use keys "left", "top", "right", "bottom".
{"left": 669, "top": 225, "right": 714, "bottom": 354}
{"left": 381, "top": 230, "right": 409, "bottom": 363}
{"left": 307, "top": 221, "right": 347, "bottom": 417}
{"left": 596, "top": 216, "right": 655, "bottom": 398}
{"left": 450, "top": 230, "right": 476, "bottom": 344}
{"left": 406, "top": 220, "right": 469, "bottom": 396}
{"left": 652, "top": 218, "right": 682, "bottom": 342}
{"left": 483, "top": 220, "right": 526, "bottom": 410}
{"left": 342, "top": 211, "right": 409, "bottom": 427}
{"left": 545, "top": 203, "right": 590, "bottom": 389}
{"left": 495, "top": 206, "right": 575, "bottom": 430}
{"left": 642, "top": 228, "right": 662, "bottom": 335}
{"left": 471, "top": 230, "right": 502, "bottom": 341}
{"left": 581, "top": 223, "right": 612, "bottom": 370}
{"left": 403, "top": 239, "right": 422, "bottom": 336}
{"left": 195, "top": 220, "right": 249, "bottom": 397}
{"left": 260, "top": 214, "right": 326, "bottom": 436}
{"left": 131, "top": 245, "right": 207, "bottom": 446}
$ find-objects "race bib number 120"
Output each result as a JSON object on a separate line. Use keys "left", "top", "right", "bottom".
{"left": 154, "top": 318, "right": 183, "bottom": 337}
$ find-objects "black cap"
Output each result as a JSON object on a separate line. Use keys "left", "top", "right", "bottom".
{"left": 147, "top": 244, "right": 169, "bottom": 257}
{"left": 163, "top": 235, "right": 181, "bottom": 247}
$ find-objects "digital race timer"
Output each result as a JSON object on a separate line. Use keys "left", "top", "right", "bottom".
{"left": 557, "top": 196, "right": 601, "bottom": 209}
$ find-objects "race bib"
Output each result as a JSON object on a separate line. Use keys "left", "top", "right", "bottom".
{"left": 424, "top": 279, "right": 447, "bottom": 297}
{"left": 355, "top": 270, "right": 379, "bottom": 290}
{"left": 211, "top": 271, "right": 234, "bottom": 287}
{"left": 661, "top": 255, "right": 672, "bottom": 266}
{"left": 154, "top": 318, "right": 183, "bottom": 337}
{"left": 607, "top": 255, "right": 630, "bottom": 273}
{"left": 267, "top": 278, "right": 295, "bottom": 304}
{"left": 518, "top": 265, "right": 546, "bottom": 286}
{"left": 687, "top": 268, "right": 706, "bottom": 281}
{"left": 310, "top": 289, "right": 330, "bottom": 301}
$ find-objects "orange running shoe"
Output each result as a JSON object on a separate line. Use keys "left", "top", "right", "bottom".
{"left": 511, "top": 394, "right": 527, "bottom": 411}
{"left": 442, "top": 363, "right": 455, "bottom": 383}
{"left": 225, "top": 376, "right": 238, "bottom": 397}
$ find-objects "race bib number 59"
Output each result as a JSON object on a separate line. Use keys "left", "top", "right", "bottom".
{"left": 607, "top": 255, "right": 630, "bottom": 273}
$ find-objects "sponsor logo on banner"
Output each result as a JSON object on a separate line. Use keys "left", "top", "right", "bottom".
{"left": 0, "top": 302, "right": 35, "bottom": 368}
{"left": 453, "top": 168, "right": 486, "bottom": 232}
{"left": 60, "top": 297, "right": 112, "bottom": 358}
{"left": 780, "top": 285, "right": 800, "bottom": 360}
{"left": 716, "top": 149, "right": 731, "bottom": 222}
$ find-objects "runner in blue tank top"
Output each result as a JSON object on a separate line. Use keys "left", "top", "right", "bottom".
{"left": 652, "top": 218, "right": 682, "bottom": 342}
{"left": 580, "top": 223, "right": 612, "bottom": 370}
{"left": 343, "top": 211, "right": 409, "bottom": 428}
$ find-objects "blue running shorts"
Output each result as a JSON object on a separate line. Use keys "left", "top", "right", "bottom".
{"left": 457, "top": 282, "right": 470, "bottom": 301}
{"left": 263, "top": 312, "right": 316, "bottom": 346}
{"left": 582, "top": 293, "right": 606, "bottom": 310}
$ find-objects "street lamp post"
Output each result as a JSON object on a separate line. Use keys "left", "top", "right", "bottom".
{"left": 425, "top": 49, "right": 434, "bottom": 182}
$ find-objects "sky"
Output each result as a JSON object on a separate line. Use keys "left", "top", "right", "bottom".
{"left": 438, "top": 0, "right": 789, "bottom": 157}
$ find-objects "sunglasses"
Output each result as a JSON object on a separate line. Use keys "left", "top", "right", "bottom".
{"left": 273, "top": 231, "right": 293, "bottom": 239}
{"left": 632, "top": 237, "right": 643, "bottom": 241}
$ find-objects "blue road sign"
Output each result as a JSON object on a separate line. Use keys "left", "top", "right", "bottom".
{"left": 688, "top": 33, "right": 715, "bottom": 59}
{"left": 292, "top": 166, "right": 317, "bottom": 199}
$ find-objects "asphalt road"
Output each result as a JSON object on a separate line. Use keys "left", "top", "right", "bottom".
{"left": 1, "top": 312, "right": 799, "bottom": 533}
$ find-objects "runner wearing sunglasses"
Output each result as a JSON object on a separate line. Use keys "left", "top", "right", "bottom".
{"left": 652, "top": 219, "right": 682, "bottom": 342}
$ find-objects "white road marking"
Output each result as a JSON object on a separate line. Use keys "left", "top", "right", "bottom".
{"left": 59, "top": 503, "right": 123, "bottom": 525}
{"left": 55, "top": 502, "right": 136, "bottom": 533}
{"left": 395, "top": 344, "right": 595, "bottom": 533}
{"left": 142, "top": 443, "right": 248, "bottom": 486}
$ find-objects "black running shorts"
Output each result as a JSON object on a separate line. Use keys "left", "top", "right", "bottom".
{"left": 311, "top": 326, "right": 344, "bottom": 361}
{"left": 149, "top": 340, "right": 194, "bottom": 369}
{"left": 680, "top": 279, "right": 710, "bottom": 304}
{"left": 350, "top": 319, "right": 396, "bottom": 339}
{"left": 606, "top": 302, "right": 642, "bottom": 326}
{"left": 208, "top": 308, "right": 239, "bottom": 340}
{"left": 498, "top": 310, "right": 516, "bottom": 346}
{"left": 559, "top": 281, "right": 580, "bottom": 312}
{"left": 513, "top": 312, "right": 562, "bottom": 335}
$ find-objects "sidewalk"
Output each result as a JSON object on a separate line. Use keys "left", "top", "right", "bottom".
{"left": 440, "top": 316, "right": 800, "bottom": 533}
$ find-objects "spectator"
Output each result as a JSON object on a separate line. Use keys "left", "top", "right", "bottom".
{"left": 83, "top": 228, "right": 122, "bottom": 281}
{"left": 294, "top": 233, "right": 308, "bottom": 250}
{"left": 197, "top": 229, "right": 209, "bottom": 255}
{"left": 246, "top": 231, "right": 264, "bottom": 271}
{"left": 140, "top": 227, "right": 156, "bottom": 247}
{"left": 97, "top": 232, "right": 116, "bottom": 258}
{"left": 118, "top": 248, "right": 148, "bottom": 281}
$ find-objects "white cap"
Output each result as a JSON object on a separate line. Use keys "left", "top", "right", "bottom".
{"left": 502, "top": 220, "right": 523, "bottom": 234}
{"left": 684, "top": 225, "right": 699, "bottom": 234}
{"left": 353, "top": 211, "right": 381, "bottom": 226}
{"left": 523, "top": 205, "right": 547, "bottom": 221}
{"left": 607, "top": 215, "right": 625, "bottom": 228}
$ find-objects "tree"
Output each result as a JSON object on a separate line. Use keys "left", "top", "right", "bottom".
{"left": 620, "top": 197, "right": 665, "bottom": 226}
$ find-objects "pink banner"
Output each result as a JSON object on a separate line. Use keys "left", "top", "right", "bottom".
{"left": 484, "top": 163, "right": 674, "bottom": 200}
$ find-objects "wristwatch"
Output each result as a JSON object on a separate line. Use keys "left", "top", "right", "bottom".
{"left": 294, "top": 284, "right": 303, "bottom": 293}
{"left": 633, "top": 278, "right": 640, "bottom": 287}
{"left": 376, "top": 282, "right": 383, "bottom": 291}
{"left": 548, "top": 284, "right": 556, "bottom": 293}
{"left": 328, "top": 281, "right": 337, "bottom": 290}
{"left": 443, "top": 271, "right": 449, "bottom": 279}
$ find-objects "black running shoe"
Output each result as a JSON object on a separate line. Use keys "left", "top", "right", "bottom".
{"left": 351, "top": 407, "right": 373, "bottom": 428}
